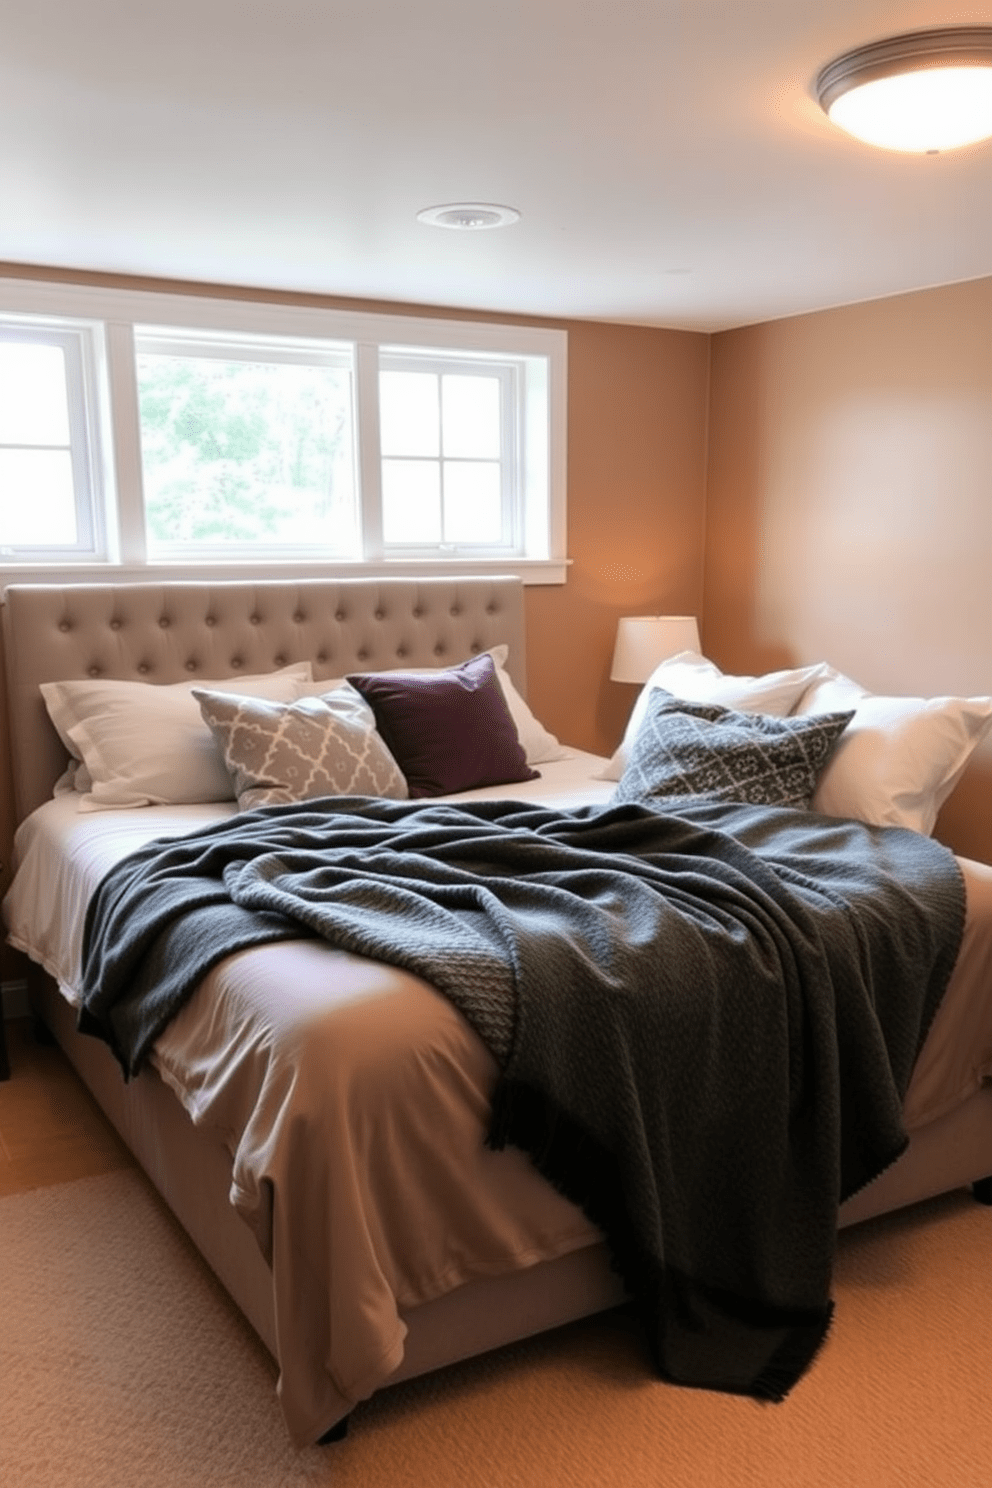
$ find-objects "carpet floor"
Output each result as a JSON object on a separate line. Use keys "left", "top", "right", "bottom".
{"left": 1, "top": 1168, "right": 991, "bottom": 1487}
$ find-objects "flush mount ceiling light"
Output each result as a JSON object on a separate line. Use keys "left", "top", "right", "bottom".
{"left": 416, "top": 203, "right": 520, "bottom": 230}
{"left": 817, "top": 26, "right": 992, "bottom": 152}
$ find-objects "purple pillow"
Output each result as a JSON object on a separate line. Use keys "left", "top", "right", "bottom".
{"left": 347, "top": 652, "right": 539, "bottom": 798}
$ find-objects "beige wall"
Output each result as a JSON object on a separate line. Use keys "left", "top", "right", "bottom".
{"left": 705, "top": 278, "right": 992, "bottom": 864}
{"left": 529, "top": 320, "right": 709, "bottom": 757}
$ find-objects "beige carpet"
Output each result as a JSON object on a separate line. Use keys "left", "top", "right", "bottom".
{"left": 2, "top": 1169, "right": 991, "bottom": 1488}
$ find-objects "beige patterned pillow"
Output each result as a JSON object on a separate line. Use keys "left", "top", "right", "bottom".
{"left": 194, "top": 685, "right": 408, "bottom": 811}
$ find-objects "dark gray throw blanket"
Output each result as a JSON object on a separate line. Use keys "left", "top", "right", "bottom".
{"left": 78, "top": 795, "right": 965, "bottom": 1404}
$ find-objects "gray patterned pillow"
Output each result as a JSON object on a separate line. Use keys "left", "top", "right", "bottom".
{"left": 194, "top": 685, "right": 408, "bottom": 811}
{"left": 615, "top": 689, "right": 854, "bottom": 810}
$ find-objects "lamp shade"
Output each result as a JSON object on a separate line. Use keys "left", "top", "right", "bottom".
{"left": 610, "top": 616, "right": 701, "bottom": 684}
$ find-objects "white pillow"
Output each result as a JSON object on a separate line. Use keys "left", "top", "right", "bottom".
{"left": 797, "top": 670, "right": 992, "bottom": 835}
{"left": 601, "top": 652, "right": 832, "bottom": 781}
{"left": 790, "top": 666, "right": 870, "bottom": 714}
{"left": 487, "top": 645, "right": 568, "bottom": 765}
{"left": 296, "top": 644, "right": 567, "bottom": 766}
{"left": 41, "top": 662, "right": 313, "bottom": 810}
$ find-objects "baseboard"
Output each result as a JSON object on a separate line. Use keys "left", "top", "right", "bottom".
{"left": 1, "top": 979, "right": 29, "bottom": 1019}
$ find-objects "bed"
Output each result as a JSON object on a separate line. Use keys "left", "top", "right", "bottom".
{"left": 2, "top": 574, "right": 992, "bottom": 1447}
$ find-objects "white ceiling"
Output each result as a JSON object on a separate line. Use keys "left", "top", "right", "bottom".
{"left": 2, "top": 1, "right": 991, "bottom": 332}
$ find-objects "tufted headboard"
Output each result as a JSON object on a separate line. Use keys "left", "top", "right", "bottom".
{"left": 2, "top": 575, "right": 528, "bottom": 824}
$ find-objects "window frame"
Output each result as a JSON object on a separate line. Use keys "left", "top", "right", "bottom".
{"left": 133, "top": 324, "right": 361, "bottom": 563}
{"left": 0, "top": 317, "right": 110, "bottom": 563}
{"left": 376, "top": 348, "right": 521, "bottom": 560}
{"left": 0, "top": 277, "right": 568, "bottom": 585}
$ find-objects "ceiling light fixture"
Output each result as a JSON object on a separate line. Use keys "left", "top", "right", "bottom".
{"left": 416, "top": 203, "right": 520, "bottom": 230}
{"left": 817, "top": 26, "right": 992, "bottom": 152}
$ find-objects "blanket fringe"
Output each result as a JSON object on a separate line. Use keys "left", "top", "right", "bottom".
{"left": 752, "top": 1303, "right": 834, "bottom": 1403}
{"left": 488, "top": 1074, "right": 834, "bottom": 1405}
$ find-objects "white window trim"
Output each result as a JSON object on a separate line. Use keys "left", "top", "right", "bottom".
{"left": 133, "top": 324, "right": 360, "bottom": 564}
{"left": 0, "top": 277, "right": 569, "bottom": 585}
{"left": 377, "top": 349, "right": 520, "bottom": 559}
{"left": 0, "top": 316, "right": 112, "bottom": 563}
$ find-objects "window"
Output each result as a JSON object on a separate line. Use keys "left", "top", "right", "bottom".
{"left": 134, "top": 328, "right": 358, "bottom": 561}
{"left": 378, "top": 353, "right": 515, "bottom": 554}
{"left": 0, "top": 280, "right": 567, "bottom": 582}
{"left": 0, "top": 322, "right": 107, "bottom": 562}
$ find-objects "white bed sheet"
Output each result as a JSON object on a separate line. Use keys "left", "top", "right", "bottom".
{"left": 4, "top": 748, "right": 615, "bottom": 1005}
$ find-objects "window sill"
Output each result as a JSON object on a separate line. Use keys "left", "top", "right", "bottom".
{"left": 0, "top": 556, "right": 571, "bottom": 592}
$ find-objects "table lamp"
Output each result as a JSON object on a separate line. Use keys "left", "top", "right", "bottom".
{"left": 610, "top": 615, "right": 701, "bottom": 684}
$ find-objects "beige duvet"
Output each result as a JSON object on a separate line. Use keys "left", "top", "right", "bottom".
{"left": 5, "top": 765, "right": 992, "bottom": 1444}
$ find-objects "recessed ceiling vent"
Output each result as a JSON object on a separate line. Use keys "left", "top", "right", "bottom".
{"left": 416, "top": 203, "right": 520, "bottom": 230}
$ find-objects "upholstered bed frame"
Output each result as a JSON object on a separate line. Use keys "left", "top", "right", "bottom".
{"left": 3, "top": 574, "right": 992, "bottom": 1425}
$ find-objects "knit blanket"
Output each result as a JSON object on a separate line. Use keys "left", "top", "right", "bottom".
{"left": 78, "top": 795, "right": 965, "bottom": 1402}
